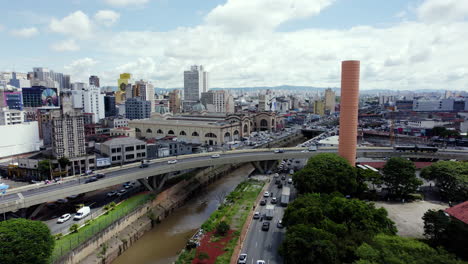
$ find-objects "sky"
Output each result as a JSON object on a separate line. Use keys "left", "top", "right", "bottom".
{"left": 0, "top": 0, "right": 467, "bottom": 90}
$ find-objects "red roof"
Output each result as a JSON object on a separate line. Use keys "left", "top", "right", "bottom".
{"left": 445, "top": 201, "right": 468, "bottom": 225}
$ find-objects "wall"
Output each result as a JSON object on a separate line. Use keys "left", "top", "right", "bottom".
{"left": 0, "top": 121, "right": 42, "bottom": 158}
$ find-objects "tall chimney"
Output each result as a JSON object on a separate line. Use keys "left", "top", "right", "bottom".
{"left": 338, "top": 60, "right": 360, "bottom": 165}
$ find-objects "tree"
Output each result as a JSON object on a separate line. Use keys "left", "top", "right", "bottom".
{"left": 37, "top": 160, "right": 51, "bottom": 180}
{"left": 382, "top": 157, "right": 421, "bottom": 198}
{"left": 281, "top": 193, "right": 396, "bottom": 263}
{"left": 354, "top": 234, "right": 465, "bottom": 264}
{"left": 69, "top": 224, "right": 79, "bottom": 233}
{"left": 215, "top": 221, "right": 230, "bottom": 236}
{"left": 421, "top": 161, "right": 468, "bottom": 202}
{"left": 423, "top": 209, "right": 468, "bottom": 260}
{"left": 58, "top": 157, "right": 70, "bottom": 176}
{"left": 292, "top": 153, "right": 357, "bottom": 195}
{"left": 0, "top": 218, "right": 54, "bottom": 264}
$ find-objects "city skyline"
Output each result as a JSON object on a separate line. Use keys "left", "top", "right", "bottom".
{"left": 0, "top": 0, "right": 467, "bottom": 90}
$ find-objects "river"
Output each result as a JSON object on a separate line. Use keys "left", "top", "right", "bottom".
{"left": 112, "top": 164, "right": 255, "bottom": 264}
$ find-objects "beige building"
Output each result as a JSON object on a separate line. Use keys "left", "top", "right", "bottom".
{"left": 169, "top": 89, "right": 181, "bottom": 114}
{"left": 324, "top": 88, "right": 336, "bottom": 114}
{"left": 129, "top": 112, "right": 283, "bottom": 146}
{"left": 314, "top": 100, "right": 325, "bottom": 116}
{"left": 109, "top": 127, "right": 136, "bottom": 138}
{"left": 101, "top": 137, "right": 147, "bottom": 164}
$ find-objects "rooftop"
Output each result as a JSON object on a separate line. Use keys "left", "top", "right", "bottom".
{"left": 102, "top": 137, "right": 145, "bottom": 146}
{"left": 445, "top": 201, "right": 468, "bottom": 225}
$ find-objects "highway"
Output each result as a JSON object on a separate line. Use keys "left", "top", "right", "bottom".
{"left": 1, "top": 147, "right": 467, "bottom": 213}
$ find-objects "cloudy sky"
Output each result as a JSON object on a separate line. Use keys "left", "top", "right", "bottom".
{"left": 0, "top": 0, "right": 467, "bottom": 90}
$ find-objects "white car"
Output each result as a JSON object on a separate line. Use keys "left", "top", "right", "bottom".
{"left": 287, "top": 178, "right": 293, "bottom": 184}
{"left": 238, "top": 253, "right": 247, "bottom": 264}
{"left": 211, "top": 154, "right": 220, "bottom": 158}
{"left": 263, "top": 191, "right": 270, "bottom": 198}
{"left": 274, "top": 173, "right": 279, "bottom": 178}
{"left": 167, "top": 159, "right": 178, "bottom": 164}
{"left": 256, "top": 261, "right": 266, "bottom": 264}
{"left": 57, "top": 213, "right": 71, "bottom": 223}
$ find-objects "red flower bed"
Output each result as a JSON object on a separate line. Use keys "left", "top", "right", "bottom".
{"left": 192, "top": 230, "right": 234, "bottom": 264}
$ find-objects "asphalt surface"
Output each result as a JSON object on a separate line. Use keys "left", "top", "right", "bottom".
{"left": 240, "top": 168, "right": 298, "bottom": 264}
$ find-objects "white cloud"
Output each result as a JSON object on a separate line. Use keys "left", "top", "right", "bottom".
{"left": 10, "top": 27, "right": 39, "bottom": 38}
{"left": 94, "top": 10, "right": 120, "bottom": 27}
{"left": 0, "top": 24, "right": 4, "bottom": 31}
{"left": 417, "top": 0, "right": 468, "bottom": 22}
{"left": 64, "top": 58, "right": 99, "bottom": 82}
{"left": 51, "top": 39, "right": 80, "bottom": 52}
{"left": 49, "top": 11, "right": 92, "bottom": 39}
{"left": 103, "top": 0, "right": 149, "bottom": 7}
{"left": 205, "top": 0, "right": 335, "bottom": 33}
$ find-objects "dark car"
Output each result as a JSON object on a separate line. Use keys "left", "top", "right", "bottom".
{"left": 96, "top": 173, "right": 105, "bottom": 179}
{"left": 275, "top": 179, "right": 281, "bottom": 185}
{"left": 139, "top": 163, "right": 149, "bottom": 168}
{"left": 84, "top": 177, "right": 98, "bottom": 184}
{"left": 260, "top": 200, "right": 267, "bottom": 206}
{"left": 261, "top": 222, "right": 270, "bottom": 231}
{"left": 281, "top": 175, "right": 286, "bottom": 180}
{"left": 277, "top": 183, "right": 283, "bottom": 189}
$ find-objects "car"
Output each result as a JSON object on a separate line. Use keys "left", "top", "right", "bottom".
{"left": 106, "top": 191, "right": 117, "bottom": 197}
{"left": 277, "top": 183, "right": 283, "bottom": 189}
{"left": 67, "top": 195, "right": 79, "bottom": 200}
{"left": 271, "top": 197, "right": 277, "bottom": 204}
{"left": 238, "top": 253, "right": 247, "bottom": 264}
{"left": 57, "top": 213, "right": 72, "bottom": 223}
{"left": 263, "top": 191, "right": 270, "bottom": 197}
{"left": 289, "top": 169, "right": 294, "bottom": 175}
{"left": 274, "top": 149, "right": 284, "bottom": 153}
{"left": 281, "top": 175, "right": 286, "bottom": 180}
{"left": 274, "top": 173, "right": 279, "bottom": 178}
{"left": 211, "top": 154, "right": 220, "bottom": 158}
{"left": 256, "top": 260, "right": 266, "bottom": 264}
{"left": 260, "top": 200, "right": 267, "bottom": 206}
{"left": 301, "top": 149, "right": 308, "bottom": 153}
{"left": 96, "top": 173, "right": 106, "bottom": 179}
{"left": 253, "top": 212, "right": 260, "bottom": 219}
{"left": 56, "top": 198, "right": 68, "bottom": 204}
{"left": 275, "top": 179, "right": 280, "bottom": 185}
{"left": 139, "top": 163, "right": 149, "bottom": 168}
{"left": 261, "top": 222, "right": 270, "bottom": 231}
{"left": 84, "top": 177, "right": 98, "bottom": 184}
{"left": 167, "top": 159, "right": 178, "bottom": 164}
{"left": 117, "top": 189, "right": 127, "bottom": 196}
{"left": 287, "top": 178, "right": 293, "bottom": 184}
{"left": 277, "top": 220, "right": 284, "bottom": 228}
{"left": 124, "top": 184, "right": 132, "bottom": 189}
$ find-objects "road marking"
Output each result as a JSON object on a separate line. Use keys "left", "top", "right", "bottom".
{"left": 17, "top": 193, "right": 24, "bottom": 200}
{"left": 255, "top": 241, "right": 258, "bottom": 248}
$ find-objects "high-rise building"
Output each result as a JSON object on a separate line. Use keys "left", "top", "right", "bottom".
{"left": 169, "top": 89, "right": 181, "bottom": 113}
{"left": 183, "top": 65, "right": 209, "bottom": 104}
{"left": 89, "top": 75, "right": 100, "bottom": 87}
{"left": 125, "top": 97, "right": 151, "bottom": 120}
{"left": 51, "top": 91, "right": 86, "bottom": 159}
{"left": 30, "top": 67, "right": 69, "bottom": 90}
{"left": 70, "top": 85, "right": 105, "bottom": 123}
{"left": 0, "top": 108, "right": 24, "bottom": 125}
{"left": 338, "top": 60, "right": 360, "bottom": 165}
{"left": 116, "top": 73, "right": 132, "bottom": 104}
{"left": 314, "top": 100, "right": 325, "bottom": 115}
{"left": 324, "top": 88, "right": 336, "bottom": 114}
{"left": 133, "top": 80, "right": 155, "bottom": 112}
{"left": 104, "top": 95, "right": 117, "bottom": 117}
{"left": 1, "top": 91, "right": 23, "bottom": 110}
{"left": 201, "top": 90, "right": 234, "bottom": 113}
{"left": 9, "top": 72, "right": 31, "bottom": 88}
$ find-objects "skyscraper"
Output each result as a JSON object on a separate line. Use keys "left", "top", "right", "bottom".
{"left": 89, "top": 75, "right": 100, "bottom": 87}
{"left": 324, "top": 88, "right": 336, "bottom": 114}
{"left": 338, "top": 60, "right": 360, "bottom": 165}
{"left": 169, "top": 89, "right": 181, "bottom": 113}
{"left": 116, "top": 73, "right": 132, "bottom": 104}
{"left": 104, "top": 95, "right": 117, "bottom": 117}
{"left": 184, "top": 65, "right": 209, "bottom": 103}
{"left": 70, "top": 85, "right": 105, "bottom": 123}
{"left": 133, "top": 80, "right": 155, "bottom": 112}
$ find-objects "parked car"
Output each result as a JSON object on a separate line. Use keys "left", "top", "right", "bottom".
{"left": 274, "top": 149, "right": 284, "bottom": 153}
{"left": 67, "top": 195, "right": 79, "bottom": 200}
{"left": 117, "top": 189, "right": 127, "bottom": 196}
{"left": 253, "top": 212, "right": 260, "bottom": 219}
{"left": 106, "top": 191, "right": 117, "bottom": 197}
{"left": 167, "top": 159, "right": 178, "bottom": 164}
{"left": 124, "top": 184, "right": 132, "bottom": 189}
{"left": 56, "top": 198, "right": 68, "bottom": 204}
{"left": 238, "top": 253, "right": 247, "bottom": 264}
{"left": 57, "top": 213, "right": 71, "bottom": 223}
{"left": 261, "top": 222, "right": 270, "bottom": 231}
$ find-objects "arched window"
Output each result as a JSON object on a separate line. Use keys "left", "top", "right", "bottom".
{"left": 224, "top": 132, "right": 231, "bottom": 138}
{"left": 205, "top": 133, "right": 217, "bottom": 138}
{"left": 157, "top": 129, "right": 163, "bottom": 134}
{"left": 233, "top": 130, "right": 239, "bottom": 135}
{"left": 168, "top": 130, "right": 175, "bottom": 135}
{"left": 135, "top": 128, "right": 141, "bottom": 132}
{"left": 180, "top": 131, "right": 187, "bottom": 136}
{"left": 272, "top": 119, "right": 275, "bottom": 126}
{"left": 260, "top": 119, "right": 268, "bottom": 127}
{"left": 146, "top": 128, "right": 152, "bottom": 133}
{"left": 243, "top": 124, "right": 248, "bottom": 133}
{"left": 192, "top": 131, "right": 199, "bottom": 137}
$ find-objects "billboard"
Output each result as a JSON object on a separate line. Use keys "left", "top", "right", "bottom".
{"left": 22, "top": 86, "right": 59, "bottom": 107}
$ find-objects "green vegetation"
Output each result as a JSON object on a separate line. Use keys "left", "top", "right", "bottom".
{"left": 0, "top": 218, "right": 54, "bottom": 264}
{"left": 382, "top": 157, "right": 422, "bottom": 198}
{"left": 197, "top": 251, "right": 209, "bottom": 260}
{"left": 292, "top": 153, "right": 358, "bottom": 195}
{"left": 215, "top": 221, "right": 230, "bottom": 236}
{"left": 69, "top": 224, "right": 79, "bottom": 233}
{"left": 354, "top": 234, "right": 465, "bottom": 264}
{"left": 280, "top": 193, "right": 396, "bottom": 263}
{"left": 51, "top": 193, "right": 152, "bottom": 262}
{"left": 432, "top": 127, "right": 460, "bottom": 138}
{"left": 421, "top": 161, "right": 468, "bottom": 202}
{"left": 175, "top": 248, "right": 196, "bottom": 264}
{"left": 423, "top": 209, "right": 468, "bottom": 260}
{"left": 38, "top": 160, "right": 51, "bottom": 180}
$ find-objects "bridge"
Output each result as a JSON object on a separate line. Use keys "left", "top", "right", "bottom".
{"left": 1, "top": 147, "right": 467, "bottom": 214}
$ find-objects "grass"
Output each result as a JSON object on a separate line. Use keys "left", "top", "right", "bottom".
{"left": 50, "top": 193, "right": 152, "bottom": 262}
{"left": 175, "top": 248, "right": 196, "bottom": 264}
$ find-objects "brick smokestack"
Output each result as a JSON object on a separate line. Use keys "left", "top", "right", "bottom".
{"left": 338, "top": 60, "right": 360, "bottom": 165}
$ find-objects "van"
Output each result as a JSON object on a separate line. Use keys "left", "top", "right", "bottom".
{"left": 74, "top": 206, "right": 91, "bottom": 220}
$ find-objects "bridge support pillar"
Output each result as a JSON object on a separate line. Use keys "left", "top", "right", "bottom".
{"left": 138, "top": 179, "right": 155, "bottom": 192}
{"left": 251, "top": 161, "right": 265, "bottom": 174}
{"left": 142, "top": 174, "right": 169, "bottom": 193}
{"left": 29, "top": 203, "right": 46, "bottom": 219}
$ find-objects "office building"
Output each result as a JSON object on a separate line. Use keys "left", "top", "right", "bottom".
{"left": 314, "top": 100, "right": 325, "bottom": 116}
{"left": 1, "top": 91, "right": 23, "bottom": 110}
{"left": 133, "top": 80, "right": 155, "bottom": 112}
{"left": 30, "top": 67, "right": 69, "bottom": 90}
{"left": 338, "top": 60, "right": 360, "bottom": 165}
{"left": 116, "top": 73, "right": 132, "bottom": 104}
{"left": 413, "top": 99, "right": 454, "bottom": 112}
{"left": 104, "top": 95, "right": 117, "bottom": 117}
{"left": 169, "top": 89, "right": 181, "bottom": 114}
{"left": 201, "top": 90, "right": 234, "bottom": 113}
{"left": 9, "top": 72, "right": 31, "bottom": 89}
{"left": 183, "top": 65, "right": 209, "bottom": 106}
{"left": 71, "top": 85, "right": 105, "bottom": 123}
{"left": 89, "top": 75, "right": 100, "bottom": 87}
{"left": 324, "top": 88, "right": 336, "bottom": 114}
{"left": 100, "top": 137, "right": 147, "bottom": 164}
{"left": 0, "top": 108, "right": 24, "bottom": 125}
{"left": 125, "top": 97, "right": 151, "bottom": 120}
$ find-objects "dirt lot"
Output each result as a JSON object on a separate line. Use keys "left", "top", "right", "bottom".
{"left": 375, "top": 200, "right": 448, "bottom": 238}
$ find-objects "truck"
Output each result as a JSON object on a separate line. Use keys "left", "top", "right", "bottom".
{"left": 265, "top": 205, "right": 275, "bottom": 220}
{"left": 280, "top": 187, "right": 290, "bottom": 207}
